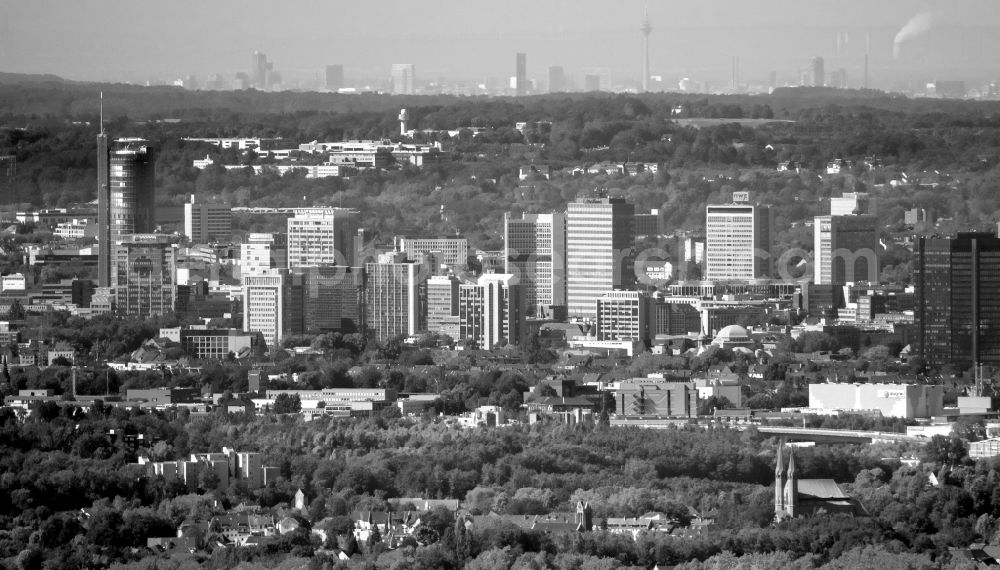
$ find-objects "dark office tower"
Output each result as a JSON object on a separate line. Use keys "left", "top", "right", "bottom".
{"left": 515, "top": 52, "right": 527, "bottom": 96}
{"left": 547, "top": 66, "right": 566, "bottom": 94}
{"left": 915, "top": 233, "right": 1000, "bottom": 370}
{"left": 325, "top": 65, "right": 344, "bottom": 91}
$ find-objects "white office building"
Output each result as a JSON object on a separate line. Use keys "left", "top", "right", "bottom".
{"left": 241, "top": 233, "right": 288, "bottom": 276}
{"left": 287, "top": 208, "right": 359, "bottom": 269}
{"left": 242, "top": 269, "right": 288, "bottom": 346}
{"left": 505, "top": 212, "right": 566, "bottom": 317}
{"left": 705, "top": 198, "right": 771, "bottom": 281}
{"left": 566, "top": 197, "right": 634, "bottom": 320}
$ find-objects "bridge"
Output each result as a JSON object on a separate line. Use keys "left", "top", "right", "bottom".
{"left": 751, "top": 425, "right": 926, "bottom": 445}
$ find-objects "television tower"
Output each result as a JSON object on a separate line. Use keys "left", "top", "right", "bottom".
{"left": 640, "top": 8, "right": 652, "bottom": 92}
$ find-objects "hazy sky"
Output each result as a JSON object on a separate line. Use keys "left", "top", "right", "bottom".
{"left": 2, "top": 0, "right": 999, "bottom": 89}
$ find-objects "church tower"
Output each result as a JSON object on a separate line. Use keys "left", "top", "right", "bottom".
{"left": 774, "top": 443, "right": 786, "bottom": 519}
{"left": 575, "top": 500, "right": 593, "bottom": 531}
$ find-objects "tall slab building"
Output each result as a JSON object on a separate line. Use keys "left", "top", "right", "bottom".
{"left": 814, "top": 192, "right": 878, "bottom": 285}
{"left": 505, "top": 212, "right": 566, "bottom": 317}
{"left": 458, "top": 274, "right": 525, "bottom": 349}
{"left": 915, "top": 233, "right": 1000, "bottom": 370}
{"left": 243, "top": 269, "right": 289, "bottom": 347}
{"left": 566, "top": 197, "right": 635, "bottom": 320}
{"left": 365, "top": 252, "right": 423, "bottom": 340}
{"left": 391, "top": 64, "right": 415, "bottom": 95}
{"left": 515, "top": 53, "right": 527, "bottom": 96}
{"left": 705, "top": 196, "right": 771, "bottom": 282}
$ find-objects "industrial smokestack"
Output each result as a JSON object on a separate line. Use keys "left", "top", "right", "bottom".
{"left": 893, "top": 12, "right": 934, "bottom": 59}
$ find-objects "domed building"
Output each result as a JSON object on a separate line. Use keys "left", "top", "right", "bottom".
{"left": 710, "top": 324, "right": 754, "bottom": 350}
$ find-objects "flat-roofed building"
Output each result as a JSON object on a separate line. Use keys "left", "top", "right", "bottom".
{"left": 242, "top": 268, "right": 289, "bottom": 346}
{"left": 113, "top": 234, "right": 177, "bottom": 318}
{"left": 290, "top": 265, "right": 365, "bottom": 333}
{"left": 613, "top": 379, "right": 698, "bottom": 418}
{"left": 914, "top": 233, "right": 1000, "bottom": 369}
{"left": 505, "top": 212, "right": 566, "bottom": 317}
{"left": 395, "top": 236, "right": 468, "bottom": 269}
{"left": 287, "top": 208, "right": 359, "bottom": 268}
{"left": 365, "top": 253, "right": 422, "bottom": 340}
{"left": 808, "top": 383, "right": 944, "bottom": 419}
{"left": 180, "top": 327, "right": 257, "bottom": 360}
{"left": 184, "top": 195, "right": 232, "bottom": 243}
{"left": 458, "top": 273, "right": 525, "bottom": 349}
{"left": 596, "top": 291, "right": 649, "bottom": 342}
{"left": 426, "top": 274, "right": 460, "bottom": 338}
{"left": 566, "top": 197, "right": 634, "bottom": 320}
{"left": 705, "top": 197, "right": 772, "bottom": 281}
{"left": 241, "top": 233, "right": 287, "bottom": 276}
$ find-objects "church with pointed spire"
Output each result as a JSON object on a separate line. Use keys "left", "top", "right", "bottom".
{"left": 775, "top": 443, "right": 863, "bottom": 521}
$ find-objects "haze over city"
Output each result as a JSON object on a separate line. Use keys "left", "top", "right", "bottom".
{"left": 3, "top": 0, "right": 1000, "bottom": 92}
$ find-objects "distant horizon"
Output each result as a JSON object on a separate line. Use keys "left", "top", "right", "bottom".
{"left": 2, "top": 1, "right": 999, "bottom": 92}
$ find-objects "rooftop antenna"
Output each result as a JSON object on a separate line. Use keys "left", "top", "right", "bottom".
{"left": 100, "top": 91, "right": 104, "bottom": 135}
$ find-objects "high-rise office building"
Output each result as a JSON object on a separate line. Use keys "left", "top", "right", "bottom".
{"left": 547, "top": 66, "right": 566, "bottom": 94}
{"left": 566, "top": 197, "right": 635, "bottom": 320}
{"left": 815, "top": 193, "right": 878, "bottom": 285}
{"left": 251, "top": 51, "right": 271, "bottom": 90}
{"left": 98, "top": 138, "right": 155, "bottom": 287}
{"left": 515, "top": 53, "right": 527, "bottom": 96}
{"left": 915, "top": 233, "right": 1000, "bottom": 369}
{"left": 426, "top": 274, "right": 461, "bottom": 338}
{"left": 391, "top": 64, "right": 416, "bottom": 95}
{"left": 242, "top": 268, "right": 289, "bottom": 346}
{"left": 705, "top": 197, "right": 772, "bottom": 281}
{"left": 811, "top": 56, "right": 825, "bottom": 87}
{"left": 813, "top": 215, "right": 879, "bottom": 285}
{"left": 325, "top": 65, "right": 344, "bottom": 91}
{"left": 289, "top": 265, "right": 365, "bottom": 333}
{"left": 458, "top": 274, "right": 524, "bottom": 348}
{"left": 241, "top": 233, "right": 288, "bottom": 276}
{"left": 505, "top": 212, "right": 566, "bottom": 317}
{"left": 183, "top": 195, "right": 231, "bottom": 243}
{"left": 365, "top": 252, "right": 423, "bottom": 340}
{"left": 113, "top": 234, "right": 177, "bottom": 318}
{"left": 286, "top": 208, "right": 359, "bottom": 269}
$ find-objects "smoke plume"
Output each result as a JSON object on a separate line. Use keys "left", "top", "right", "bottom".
{"left": 893, "top": 12, "right": 934, "bottom": 59}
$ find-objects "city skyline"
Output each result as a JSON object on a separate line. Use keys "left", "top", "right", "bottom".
{"left": 3, "top": 1, "right": 1000, "bottom": 92}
